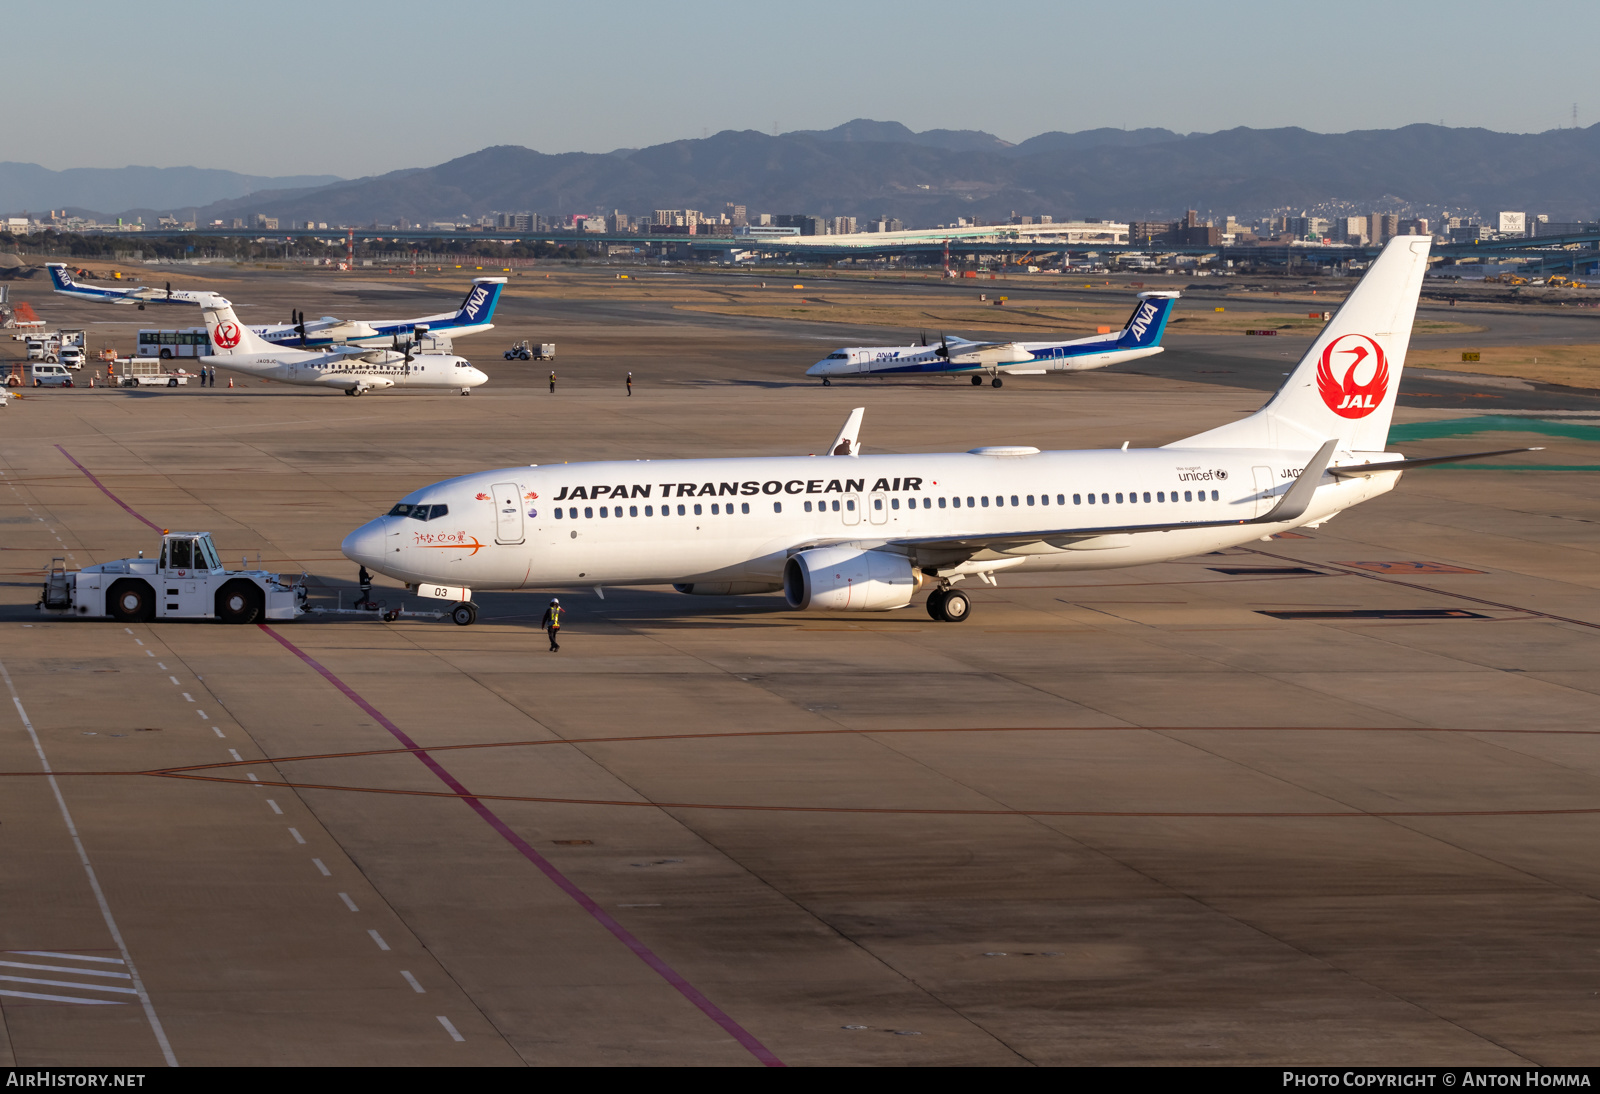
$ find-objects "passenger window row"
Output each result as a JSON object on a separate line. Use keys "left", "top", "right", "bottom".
{"left": 550, "top": 490, "right": 1224, "bottom": 521}
{"left": 1075, "top": 490, "right": 1219, "bottom": 504}
{"left": 554, "top": 501, "right": 783, "bottom": 518}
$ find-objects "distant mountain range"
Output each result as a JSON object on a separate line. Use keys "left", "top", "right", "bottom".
{"left": 9, "top": 120, "right": 1600, "bottom": 227}
{"left": 0, "top": 164, "right": 343, "bottom": 220}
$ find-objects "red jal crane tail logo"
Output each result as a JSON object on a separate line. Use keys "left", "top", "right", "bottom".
{"left": 213, "top": 321, "right": 242, "bottom": 349}
{"left": 1316, "top": 334, "right": 1389, "bottom": 419}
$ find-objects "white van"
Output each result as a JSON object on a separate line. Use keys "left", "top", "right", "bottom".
{"left": 59, "top": 346, "right": 85, "bottom": 369}
{"left": 27, "top": 363, "right": 74, "bottom": 387}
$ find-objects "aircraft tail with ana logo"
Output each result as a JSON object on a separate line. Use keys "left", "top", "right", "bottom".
{"left": 1115, "top": 291, "right": 1178, "bottom": 350}
{"left": 1172, "top": 236, "right": 1431, "bottom": 453}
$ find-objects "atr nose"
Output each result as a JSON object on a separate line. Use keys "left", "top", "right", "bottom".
{"left": 341, "top": 519, "right": 388, "bottom": 568}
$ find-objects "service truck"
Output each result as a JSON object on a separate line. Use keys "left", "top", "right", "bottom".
{"left": 39, "top": 531, "right": 306, "bottom": 623}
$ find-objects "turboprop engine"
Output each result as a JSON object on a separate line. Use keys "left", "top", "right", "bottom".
{"left": 783, "top": 547, "right": 921, "bottom": 612}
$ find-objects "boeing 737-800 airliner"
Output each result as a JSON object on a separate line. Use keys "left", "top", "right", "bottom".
{"left": 341, "top": 238, "right": 1526, "bottom": 625}
{"left": 805, "top": 290, "right": 1177, "bottom": 386}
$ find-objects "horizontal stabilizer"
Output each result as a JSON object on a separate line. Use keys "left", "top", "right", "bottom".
{"left": 1327, "top": 446, "right": 1543, "bottom": 477}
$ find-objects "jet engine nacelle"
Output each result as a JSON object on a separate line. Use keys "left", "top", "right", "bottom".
{"left": 673, "top": 582, "right": 783, "bottom": 596}
{"left": 783, "top": 547, "right": 920, "bottom": 612}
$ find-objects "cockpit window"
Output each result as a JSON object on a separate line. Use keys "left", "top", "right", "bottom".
{"left": 387, "top": 503, "right": 415, "bottom": 517}
{"left": 396, "top": 503, "right": 449, "bottom": 521}
{"left": 826, "top": 352, "right": 848, "bottom": 360}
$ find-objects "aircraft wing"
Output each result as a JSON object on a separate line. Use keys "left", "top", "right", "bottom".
{"left": 877, "top": 440, "right": 1339, "bottom": 564}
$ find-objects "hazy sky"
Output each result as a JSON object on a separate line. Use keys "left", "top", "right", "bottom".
{"left": 16, "top": 0, "right": 1598, "bottom": 178}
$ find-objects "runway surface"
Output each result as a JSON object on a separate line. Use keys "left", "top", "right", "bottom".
{"left": 2, "top": 265, "right": 1599, "bottom": 1065}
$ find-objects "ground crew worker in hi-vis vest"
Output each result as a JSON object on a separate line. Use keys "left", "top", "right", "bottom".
{"left": 541, "top": 597, "right": 563, "bottom": 651}
{"left": 549, "top": 371, "right": 556, "bottom": 394}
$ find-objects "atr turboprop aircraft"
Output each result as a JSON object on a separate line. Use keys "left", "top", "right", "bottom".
{"left": 805, "top": 290, "right": 1177, "bottom": 387}
{"left": 49, "top": 263, "right": 504, "bottom": 348}
{"left": 196, "top": 293, "right": 487, "bottom": 396}
{"left": 342, "top": 238, "right": 1530, "bottom": 626}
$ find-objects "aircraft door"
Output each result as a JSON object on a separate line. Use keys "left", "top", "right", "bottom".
{"left": 1252, "top": 466, "right": 1276, "bottom": 517}
{"left": 492, "top": 482, "right": 525, "bottom": 544}
{"left": 842, "top": 494, "right": 861, "bottom": 526}
{"left": 868, "top": 490, "right": 888, "bottom": 525}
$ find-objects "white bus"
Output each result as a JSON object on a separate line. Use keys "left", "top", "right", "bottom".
{"left": 138, "top": 328, "right": 209, "bottom": 359}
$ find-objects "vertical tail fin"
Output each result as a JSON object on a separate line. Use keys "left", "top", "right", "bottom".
{"left": 456, "top": 277, "right": 505, "bottom": 326}
{"left": 1172, "top": 237, "right": 1431, "bottom": 452}
{"left": 47, "top": 263, "right": 73, "bottom": 291}
{"left": 1116, "top": 291, "right": 1178, "bottom": 349}
{"left": 196, "top": 293, "right": 273, "bottom": 355}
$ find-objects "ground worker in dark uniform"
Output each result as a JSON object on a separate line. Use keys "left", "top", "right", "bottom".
{"left": 626, "top": 371, "right": 632, "bottom": 396}
{"left": 540, "top": 597, "right": 563, "bottom": 651}
{"left": 356, "top": 566, "right": 374, "bottom": 609}
{"left": 549, "top": 371, "right": 556, "bottom": 394}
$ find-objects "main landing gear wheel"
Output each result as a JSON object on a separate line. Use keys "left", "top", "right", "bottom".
{"left": 991, "top": 377, "right": 1003, "bottom": 388}
{"left": 938, "top": 588, "right": 971, "bottom": 622}
{"left": 926, "top": 589, "right": 948, "bottom": 620}
{"left": 451, "top": 601, "right": 478, "bottom": 626}
{"left": 970, "top": 375, "right": 982, "bottom": 386}
{"left": 349, "top": 387, "right": 363, "bottom": 397}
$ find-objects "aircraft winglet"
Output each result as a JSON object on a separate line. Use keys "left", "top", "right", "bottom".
{"left": 828, "top": 408, "right": 864, "bottom": 456}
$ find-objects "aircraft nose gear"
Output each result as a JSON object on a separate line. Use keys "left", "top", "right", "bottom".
{"left": 451, "top": 602, "right": 479, "bottom": 626}
{"left": 822, "top": 378, "right": 831, "bottom": 386}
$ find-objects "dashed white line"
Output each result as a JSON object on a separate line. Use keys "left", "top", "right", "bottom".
{"left": 145, "top": 651, "right": 154, "bottom": 657}
{"left": 168, "top": 676, "right": 180, "bottom": 686}
{"left": 212, "top": 726, "right": 225, "bottom": 738}
{"left": 0, "top": 657, "right": 178, "bottom": 1065}
{"left": 436, "top": 1016, "right": 464, "bottom": 1042}
{"left": 338, "top": 893, "right": 358, "bottom": 912}
{"left": 157, "top": 663, "right": 167, "bottom": 670}
{"left": 288, "top": 828, "right": 306, "bottom": 845}
{"left": 245, "top": 773, "right": 259, "bottom": 783}
{"left": 181, "top": 693, "right": 193, "bottom": 703}
{"left": 266, "top": 799, "right": 283, "bottom": 815}
{"left": 228, "top": 749, "right": 243, "bottom": 762}
{"left": 196, "top": 710, "right": 207, "bottom": 719}
{"left": 312, "top": 858, "right": 331, "bottom": 877}
{"left": 400, "top": 971, "right": 425, "bottom": 993}
{"left": 368, "top": 930, "right": 390, "bottom": 952}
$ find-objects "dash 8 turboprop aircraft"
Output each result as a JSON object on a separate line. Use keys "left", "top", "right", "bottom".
{"left": 805, "top": 290, "right": 1178, "bottom": 387}
{"left": 50, "top": 263, "right": 504, "bottom": 349}
{"left": 342, "top": 238, "right": 1529, "bottom": 626}
{"left": 196, "top": 293, "right": 487, "bottom": 396}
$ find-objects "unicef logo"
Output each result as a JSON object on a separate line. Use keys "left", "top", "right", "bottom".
{"left": 1215, "top": 469, "right": 1229, "bottom": 480}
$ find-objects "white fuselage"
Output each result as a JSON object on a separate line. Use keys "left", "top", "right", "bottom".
{"left": 200, "top": 347, "right": 487, "bottom": 392}
{"left": 807, "top": 341, "right": 1161, "bottom": 378}
{"left": 341, "top": 448, "right": 1398, "bottom": 592}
